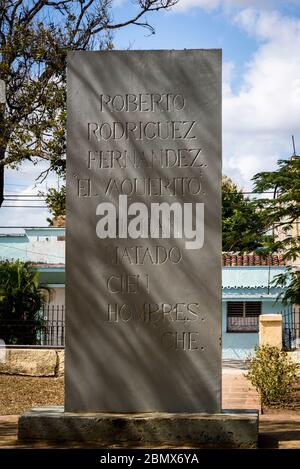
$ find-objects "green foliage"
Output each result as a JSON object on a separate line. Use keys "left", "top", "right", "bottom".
{"left": 41, "top": 185, "right": 66, "bottom": 224}
{"left": 252, "top": 157, "right": 300, "bottom": 260}
{"left": 272, "top": 268, "right": 300, "bottom": 305}
{"left": 252, "top": 157, "right": 300, "bottom": 304}
{"left": 222, "top": 175, "right": 270, "bottom": 252}
{"left": 245, "top": 345, "right": 299, "bottom": 407}
{"left": 0, "top": 260, "right": 47, "bottom": 344}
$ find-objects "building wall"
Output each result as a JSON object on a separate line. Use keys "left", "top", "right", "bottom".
{"left": 0, "top": 228, "right": 288, "bottom": 358}
{"left": 0, "top": 228, "right": 65, "bottom": 264}
{"left": 222, "top": 300, "right": 284, "bottom": 359}
{"left": 43, "top": 287, "right": 285, "bottom": 359}
{"left": 48, "top": 287, "right": 65, "bottom": 306}
{"left": 222, "top": 265, "right": 286, "bottom": 359}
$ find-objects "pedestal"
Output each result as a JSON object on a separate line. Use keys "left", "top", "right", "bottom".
{"left": 18, "top": 407, "right": 258, "bottom": 448}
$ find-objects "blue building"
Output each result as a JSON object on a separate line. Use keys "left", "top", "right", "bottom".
{"left": 222, "top": 254, "right": 286, "bottom": 359}
{"left": 0, "top": 227, "right": 65, "bottom": 306}
{"left": 0, "top": 228, "right": 287, "bottom": 357}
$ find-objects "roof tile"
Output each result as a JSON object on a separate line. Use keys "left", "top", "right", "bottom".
{"left": 222, "top": 254, "right": 287, "bottom": 267}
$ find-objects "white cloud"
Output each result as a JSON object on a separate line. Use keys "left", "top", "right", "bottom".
{"left": 223, "top": 132, "right": 290, "bottom": 191}
{"left": 225, "top": 10, "right": 300, "bottom": 135}
{"left": 175, "top": 0, "right": 300, "bottom": 13}
{"left": 175, "top": 0, "right": 220, "bottom": 12}
{"left": 222, "top": 8, "right": 300, "bottom": 189}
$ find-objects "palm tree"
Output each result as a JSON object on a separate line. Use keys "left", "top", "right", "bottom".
{"left": 0, "top": 260, "right": 47, "bottom": 344}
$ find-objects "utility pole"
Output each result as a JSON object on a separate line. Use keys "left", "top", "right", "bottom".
{"left": 0, "top": 79, "right": 5, "bottom": 207}
{"left": 292, "top": 135, "right": 297, "bottom": 157}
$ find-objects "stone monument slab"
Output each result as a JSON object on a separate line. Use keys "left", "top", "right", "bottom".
{"left": 18, "top": 407, "right": 259, "bottom": 448}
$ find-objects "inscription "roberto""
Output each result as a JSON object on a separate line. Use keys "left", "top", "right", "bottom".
{"left": 107, "top": 302, "right": 202, "bottom": 323}
{"left": 99, "top": 93, "right": 185, "bottom": 112}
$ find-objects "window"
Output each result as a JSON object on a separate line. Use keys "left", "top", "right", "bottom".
{"left": 227, "top": 301, "right": 261, "bottom": 332}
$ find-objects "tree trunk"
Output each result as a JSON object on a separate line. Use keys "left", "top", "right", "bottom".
{"left": 0, "top": 147, "right": 5, "bottom": 207}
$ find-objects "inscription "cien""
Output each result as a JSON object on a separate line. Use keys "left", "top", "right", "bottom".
{"left": 106, "top": 274, "right": 150, "bottom": 294}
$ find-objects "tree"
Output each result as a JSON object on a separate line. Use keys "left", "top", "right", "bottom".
{"left": 222, "top": 175, "right": 270, "bottom": 252}
{"left": 272, "top": 269, "right": 300, "bottom": 306}
{"left": 0, "top": 260, "right": 47, "bottom": 344}
{"left": 252, "top": 156, "right": 300, "bottom": 304}
{"left": 0, "top": 0, "right": 177, "bottom": 204}
{"left": 252, "top": 157, "right": 300, "bottom": 259}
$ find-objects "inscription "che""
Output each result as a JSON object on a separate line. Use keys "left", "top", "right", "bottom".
{"left": 161, "top": 331, "right": 204, "bottom": 351}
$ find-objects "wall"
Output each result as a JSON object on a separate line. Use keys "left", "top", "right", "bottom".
{"left": 1, "top": 348, "right": 299, "bottom": 377}
{"left": 48, "top": 287, "right": 65, "bottom": 306}
{"left": 0, "top": 228, "right": 65, "bottom": 264}
{"left": 222, "top": 265, "right": 286, "bottom": 359}
{"left": 0, "top": 348, "right": 64, "bottom": 377}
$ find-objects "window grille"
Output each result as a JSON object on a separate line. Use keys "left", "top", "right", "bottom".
{"left": 227, "top": 301, "right": 261, "bottom": 332}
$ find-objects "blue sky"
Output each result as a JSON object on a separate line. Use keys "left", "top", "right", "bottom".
{"left": 113, "top": 3, "right": 257, "bottom": 85}
{"left": 2, "top": 0, "right": 300, "bottom": 226}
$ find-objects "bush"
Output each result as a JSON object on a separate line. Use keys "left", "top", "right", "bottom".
{"left": 245, "top": 345, "right": 298, "bottom": 407}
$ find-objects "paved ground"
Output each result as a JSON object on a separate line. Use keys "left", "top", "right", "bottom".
{"left": 222, "top": 367, "right": 260, "bottom": 412}
{"left": 0, "top": 367, "right": 299, "bottom": 449}
{"left": 222, "top": 367, "right": 300, "bottom": 448}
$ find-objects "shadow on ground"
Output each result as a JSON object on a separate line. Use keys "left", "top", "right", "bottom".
{"left": 259, "top": 418, "right": 300, "bottom": 448}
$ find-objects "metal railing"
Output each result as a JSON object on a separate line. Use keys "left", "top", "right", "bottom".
{"left": 0, "top": 304, "right": 65, "bottom": 347}
{"left": 227, "top": 315, "right": 259, "bottom": 333}
{"left": 40, "top": 304, "right": 65, "bottom": 347}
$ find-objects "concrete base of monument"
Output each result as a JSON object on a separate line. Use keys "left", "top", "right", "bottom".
{"left": 18, "top": 407, "right": 259, "bottom": 448}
